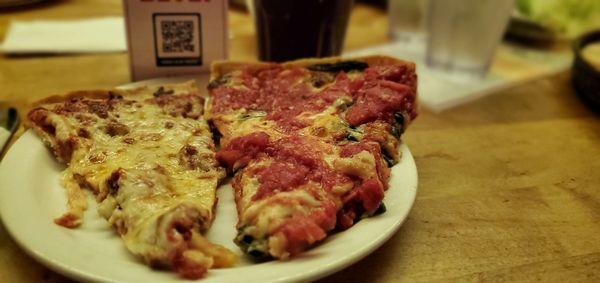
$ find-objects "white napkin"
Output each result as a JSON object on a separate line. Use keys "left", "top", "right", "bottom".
{"left": 0, "top": 17, "right": 126, "bottom": 54}
{"left": 346, "top": 41, "right": 572, "bottom": 112}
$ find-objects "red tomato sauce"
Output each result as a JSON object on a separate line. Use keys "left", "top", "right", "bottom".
{"left": 337, "top": 178, "right": 385, "bottom": 230}
{"left": 218, "top": 133, "right": 354, "bottom": 201}
{"left": 211, "top": 61, "right": 418, "bottom": 236}
{"left": 215, "top": 131, "right": 270, "bottom": 171}
{"left": 209, "top": 64, "right": 416, "bottom": 131}
{"left": 271, "top": 199, "right": 337, "bottom": 256}
{"left": 344, "top": 80, "right": 412, "bottom": 127}
{"left": 250, "top": 136, "right": 349, "bottom": 200}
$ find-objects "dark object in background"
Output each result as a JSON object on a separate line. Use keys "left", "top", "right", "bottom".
{"left": 253, "top": 0, "right": 353, "bottom": 62}
{"left": 505, "top": 16, "right": 556, "bottom": 46}
{"left": 356, "top": 0, "right": 386, "bottom": 9}
{"left": 308, "top": 61, "right": 368, "bottom": 73}
{"left": 0, "top": 0, "right": 47, "bottom": 9}
{"left": 229, "top": 0, "right": 248, "bottom": 10}
{"left": 572, "top": 30, "right": 600, "bottom": 112}
{"left": 0, "top": 108, "right": 19, "bottom": 159}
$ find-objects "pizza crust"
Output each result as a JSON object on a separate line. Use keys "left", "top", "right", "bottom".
{"left": 26, "top": 80, "right": 199, "bottom": 119}
{"left": 210, "top": 55, "right": 416, "bottom": 80}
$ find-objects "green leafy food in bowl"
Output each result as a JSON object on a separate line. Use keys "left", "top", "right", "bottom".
{"left": 516, "top": 0, "right": 600, "bottom": 38}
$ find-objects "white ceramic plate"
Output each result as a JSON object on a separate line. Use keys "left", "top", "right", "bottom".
{"left": 0, "top": 79, "right": 418, "bottom": 282}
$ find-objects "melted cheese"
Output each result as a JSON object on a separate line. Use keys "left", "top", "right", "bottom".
{"left": 214, "top": 109, "right": 284, "bottom": 145}
{"left": 333, "top": 151, "right": 378, "bottom": 181}
{"left": 29, "top": 82, "right": 235, "bottom": 277}
{"left": 300, "top": 96, "right": 355, "bottom": 140}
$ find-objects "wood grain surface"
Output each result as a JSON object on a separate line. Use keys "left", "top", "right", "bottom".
{"left": 0, "top": 1, "right": 599, "bottom": 282}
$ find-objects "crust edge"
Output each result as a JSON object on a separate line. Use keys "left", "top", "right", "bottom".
{"left": 210, "top": 55, "right": 416, "bottom": 80}
{"left": 24, "top": 80, "right": 199, "bottom": 128}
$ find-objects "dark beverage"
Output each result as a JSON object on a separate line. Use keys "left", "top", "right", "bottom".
{"left": 253, "top": 0, "right": 353, "bottom": 62}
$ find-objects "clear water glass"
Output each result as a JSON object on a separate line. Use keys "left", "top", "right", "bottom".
{"left": 388, "top": 0, "right": 429, "bottom": 49}
{"left": 426, "top": 0, "right": 513, "bottom": 78}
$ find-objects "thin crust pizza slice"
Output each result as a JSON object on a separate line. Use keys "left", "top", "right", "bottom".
{"left": 206, "top": 56, "right": 417, "bottom": 259}
{"left": 26, "top": 81, "right": 236, "bottom": 278}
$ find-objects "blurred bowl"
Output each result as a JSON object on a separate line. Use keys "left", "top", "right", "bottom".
{"left": 506, "top": 15, "right": 557, "bottom": 45}
{"left": 572, "top": 29, "right": 600, "bottom": 111}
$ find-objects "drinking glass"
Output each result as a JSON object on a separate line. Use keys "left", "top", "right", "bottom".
{"left": 426, "top": 0, "right": 513, "bottom": 78}
{"left": 251, "top": 0, "right": 353, "bottom": 62}
{"left": 388, "top": 0, "right": 429, "bottom": 46}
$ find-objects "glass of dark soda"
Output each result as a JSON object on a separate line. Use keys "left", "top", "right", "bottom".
{"left": 252, "top": 0, "right": 354, "bottom": 62}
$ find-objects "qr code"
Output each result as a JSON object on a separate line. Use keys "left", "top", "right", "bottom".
{"left": 161, "top": 20, "right": 195, "bottom": 53}
{"left": 153, "top": 14, "right": 202, "bottom": 66}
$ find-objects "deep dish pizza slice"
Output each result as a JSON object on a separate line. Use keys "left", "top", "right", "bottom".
{"left": 27, "top": 81, "right": 235, "bottom": 278}
{"left": 206, "top": 56, "right": 417, "bottom": 259}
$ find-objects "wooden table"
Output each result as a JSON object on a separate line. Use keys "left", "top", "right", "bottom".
{"left": 1, "top": 1, "right": 599, "bottom": 282}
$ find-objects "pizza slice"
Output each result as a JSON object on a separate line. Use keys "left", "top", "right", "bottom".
{"left": 27, "top": 81, "right": 236, "bottom": 278}
{"left": 206, "top": 56, "right": 417, "bottom": 259}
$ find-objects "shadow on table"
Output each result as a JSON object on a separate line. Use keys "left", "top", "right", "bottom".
{"left": 316, "top": 215, "right": 419, "bottom": 283}
{"left": 0, "top": 0, "right": 70, "bottom": 14}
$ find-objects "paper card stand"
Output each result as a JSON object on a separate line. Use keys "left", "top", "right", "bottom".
{"left": 123, "top": 0, "right": 228, "bottom": 81}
